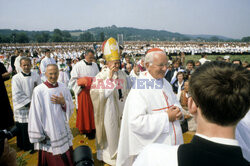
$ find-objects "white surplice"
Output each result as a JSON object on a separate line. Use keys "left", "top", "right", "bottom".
{"left": 90, "top": 68, "right": 130, "bottom": 166}
{"left": 28, "top": 82, "right": 74, "bottom": 155}
{"left": 236, "top": 110, "right": 250, "bottom": 162}
{"left": 117, "top": 71, "right": 184, "bottom": 166}
{"left": 68, "top": 60, "right": 99, "bottom": 108}
{"left": 39, "top": 57, "right": 56, "bottom": 82}
{"left": 12, "top": 71, "right": 41, "bottom": 123}
{"left": 57, "top": 62, "right": 69, "bottom": 86}
{"left": 14, "top": 56, "right": 23, "bottom": 73}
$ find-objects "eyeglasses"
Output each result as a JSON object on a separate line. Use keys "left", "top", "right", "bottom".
{"left": 152, "top": 63, "right": 169, "bottom": 68}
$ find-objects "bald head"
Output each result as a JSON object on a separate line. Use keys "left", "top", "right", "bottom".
{"left": 45, "top": 64, "right": 59, "bottom": 84}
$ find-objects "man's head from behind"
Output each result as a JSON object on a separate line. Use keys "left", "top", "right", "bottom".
{"left": 145, "top": 48, "right": 168, "bottom": 80}
{"left": 189, "top": 61, "right": 250, "bottom": 126}
{"left": 45, "top": 64, "right": 59, "bottom": 84}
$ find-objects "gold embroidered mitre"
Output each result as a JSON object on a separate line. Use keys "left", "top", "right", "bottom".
{"left": 103, "top": 37, "right": 120, "bottom": 62}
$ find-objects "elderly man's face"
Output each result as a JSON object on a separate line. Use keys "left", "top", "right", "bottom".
{"left": 107, "top": 60, "right": 120, "bottom": 72}
{"left": 147, "top": 53, "right": 168, "bottom": 79}
{"left": 45, "top": 65, "right": 59, "bottom": 84}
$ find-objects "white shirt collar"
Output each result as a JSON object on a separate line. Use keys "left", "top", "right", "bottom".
{"left": 196, "top": 133, "right": 239, "bottom": 146}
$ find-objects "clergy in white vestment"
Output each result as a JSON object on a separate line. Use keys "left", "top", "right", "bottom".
{"left": 14, "top": 50, "right": 25, "bottom": 73}
{"left": 133, "top": 61, "right": 250, "bottom": 166}
{"left": 28, "top": 64, "right": 74, "bottom": 166}
{"left": 39, "top": 49, "right": 56, "bottom": 82}
{"left": 57, "top": 58, "right": 69, "bottom": 86}
{"left": 199, "top": 54, "right": 211, "bottom": 65}
{"left": 90, "top": 37, "right": 130, "bottom": 166}
{"left": 68, "top": 49, "right": 99, "bottom": 138}
{"left": 12, "top": 57, "right": 41, "bottom": 152}
{"left": 236, "top": 110, "right": 250, "bottom": 162}
{"left": 117, "top": 48, "right": 184, "bottom": 166}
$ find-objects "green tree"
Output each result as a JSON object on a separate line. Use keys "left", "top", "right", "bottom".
{"left": 242, "top": 36, "right": 250, "bottom": 42}
{"left": 79, "top": 32, "right": 94, "bottom": 42}
{"left": 62, "top": 31, "right": 72, "bottom": 42}
{"left": 209, "top": 36, "right": 222, "bottom": 42}
{"left": 11, "top": 33, "right": 17, "bottom": 43}
{"left": 16, "top": 33, "right": 29, "bottom": 43}
{"left": 100, "top": 32, "right": 105, "bottom": 42}
{"left": 42, "top": 32, "right": 50, "bottom": 42}
{"left": 52, "top": 29, "right": 63, "bottom": 42}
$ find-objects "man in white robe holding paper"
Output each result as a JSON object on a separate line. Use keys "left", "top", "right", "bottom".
{"left": 117, "top": 48, "right": 184, "bottom": 166}
{"left": 12, "top": 57, "right": 41, "bottom": 152}
{"left": 28, "top": 64, "right": 74, "bottom": 166}
{"left": 90, "top": 37, "right": 130, "bottom": 165}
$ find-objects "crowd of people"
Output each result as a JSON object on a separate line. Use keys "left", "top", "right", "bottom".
{"left": 0, "top": 39, "right": 249, "bottom": 166}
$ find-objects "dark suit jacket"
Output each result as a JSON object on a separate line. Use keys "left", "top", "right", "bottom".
{"left": 178, "top": 135, "right": 249, "bottom": 166}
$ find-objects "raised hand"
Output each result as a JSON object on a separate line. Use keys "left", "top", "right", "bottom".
{"left": 51, "top": 92, "right": 65, "bottom": 105}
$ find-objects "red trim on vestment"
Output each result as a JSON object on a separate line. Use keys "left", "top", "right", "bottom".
{"left": 44, "top": 80, "right": 58, "bottom": 88}
{"left": 162, "top": 91, "right": 177, "bottom": 145}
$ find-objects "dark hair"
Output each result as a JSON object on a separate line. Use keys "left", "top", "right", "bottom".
{"left": 18, "top": 49, "right": 24, "bottom": 54}
{"left": 80, "top": 53, "right": 85, "bottom": 60}
{"left": 201, "top": 53, "right": 207, "bottom": 58}
{"left": 186, "top": 60, "right": 195, "bottom": 66}
{"left": 216, "top": 56, "right": 224, "bottom": 61}
{"left": 85, "top": 49, "right": 95, "bottom": 56}
{"left": 189, "top": 61, "right": 250, "bottom": 126}
{"left": 195, "top": 61, "right": 201, "bottom": 66}
{"left": 20, "top": 57, "right": 31, "bottom": 65}
{"left": 176, "top": 71, "right": 184, "bottom": 78}
{"left": 232, "top": 59, "right": 242, "bottom": 66}
{"left": 43, "top": 48, "right": 50, "bottom": 53}
{"left": 172, "top": 58, "right": 180, "bottom": 65}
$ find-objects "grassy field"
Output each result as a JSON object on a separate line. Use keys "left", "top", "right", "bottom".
{"left": 183, "top": 54, "right": 250, "bottom": 63}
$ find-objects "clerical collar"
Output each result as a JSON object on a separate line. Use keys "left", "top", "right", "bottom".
{"left": 44, "top": 80, "right": 58, "bottom": 88}
{"left": 21, "top": 72, "right": 31, "bottom": 77}
{"left": 195, "top": 133, "right": 239, "bottom": 146}
{"left": 83, "top": 60, "right": 92, "bottom": 66}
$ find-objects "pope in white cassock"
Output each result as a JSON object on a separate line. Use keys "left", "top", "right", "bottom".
{"left": 40, "top": 49, "right": 56, "bottom": 82}
{"left": 28, "top": 64, "right": 74, "bottom": 166}
{"left": 90, "top": 37, "right": 130, "bottom": 165}
{"left": 117, "top": 48, "right": 184, "bottom": 166}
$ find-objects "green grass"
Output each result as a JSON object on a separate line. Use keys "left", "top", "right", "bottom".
{"left": 183, "top": 54, "right": 250, "bottom": 63}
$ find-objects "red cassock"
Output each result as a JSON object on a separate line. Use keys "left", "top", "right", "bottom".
{"left": 76, "top": 77, "right": 95, "bottom": 133}
{"left": 38, "top": 147, "right": 73, "bottom": 166}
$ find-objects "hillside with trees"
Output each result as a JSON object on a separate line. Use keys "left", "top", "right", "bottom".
{"left": 0, "top": 26, "right": 244, "bottom": 43}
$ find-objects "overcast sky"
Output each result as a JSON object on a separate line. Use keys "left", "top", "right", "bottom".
{"left": 0, "top": 0, "right": 249, "bottom": 39}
